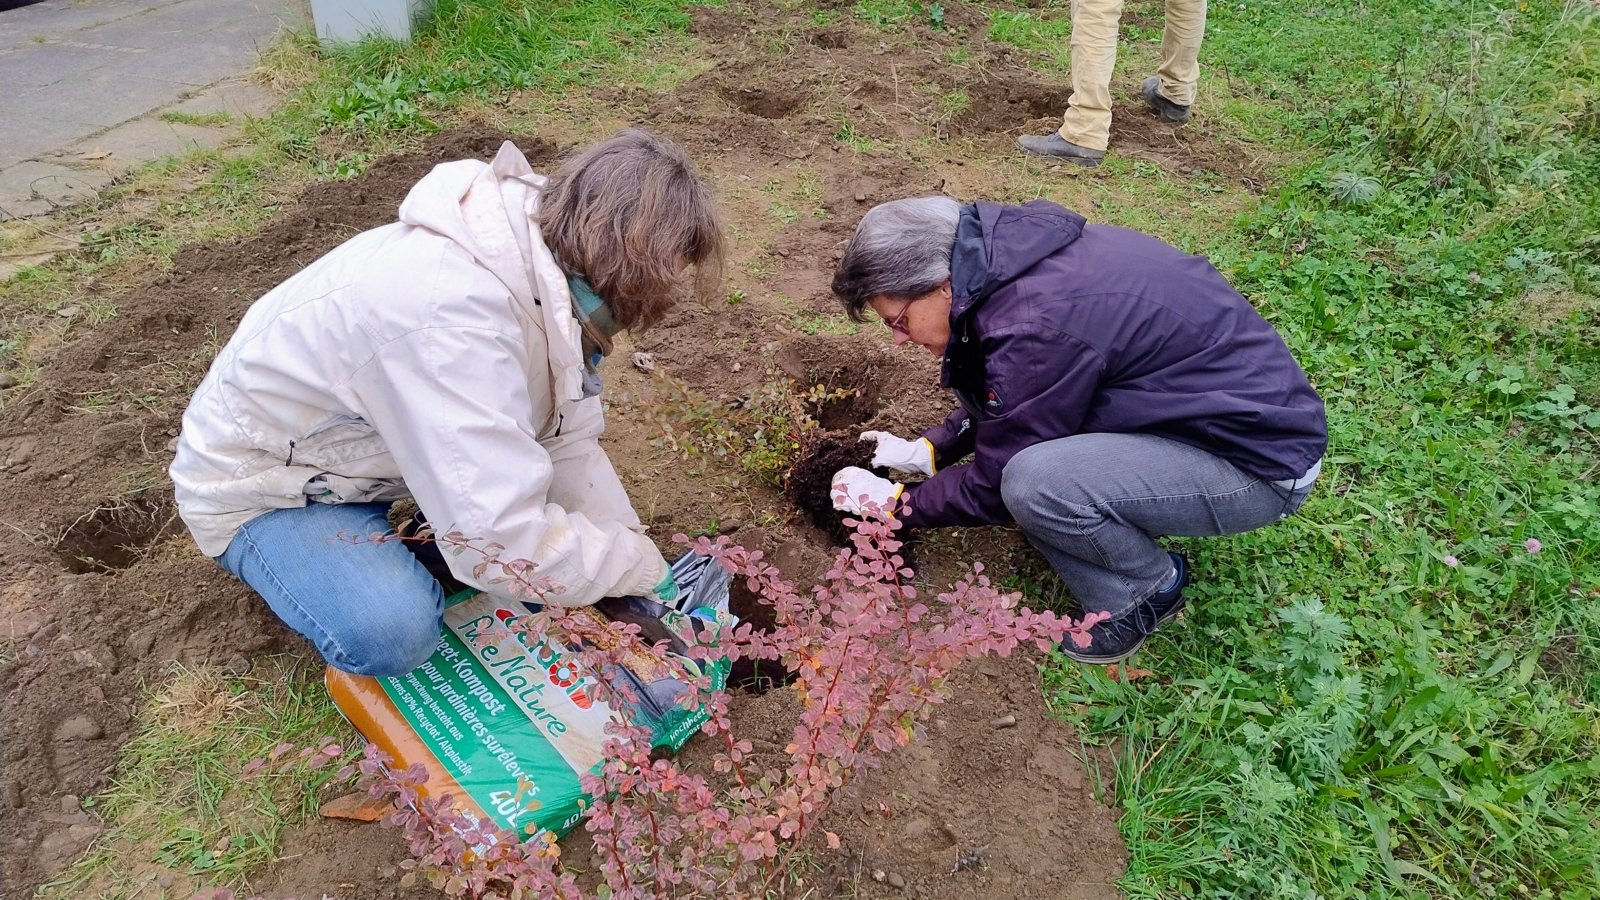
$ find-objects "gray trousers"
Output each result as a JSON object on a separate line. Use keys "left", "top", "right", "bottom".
{"left": 1000, "top": 434, "right": 1315, "bottom": 615}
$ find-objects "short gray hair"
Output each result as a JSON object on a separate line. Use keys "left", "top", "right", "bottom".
{"left": 832, "top": 196, "right": 961, "bottom": 322}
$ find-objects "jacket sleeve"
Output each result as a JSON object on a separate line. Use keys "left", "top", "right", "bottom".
{"left": 540, "top": 395, "right": 648, "bottom": 534}
{"left": 349, "top": 326, "right": 666, "bottom": 606}
{"left": 900, "top": 328, "right": 1105, "bottom": 528}
{"left": 921, "top": 406, "right": 978, "bottom": 469}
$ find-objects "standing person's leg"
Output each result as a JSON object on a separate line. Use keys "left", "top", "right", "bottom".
{"left": 1001, "top": 433, "right": 1313, "bottom": 660}
{"left": 218, "top": 502, "right": 446, "bottom": 677}
{"left": 1060, "top": 0, "right": 1126, "bottom": 150}
{"left": 1143, "top": 0, "right": 1207, "bottom": 122}
{"left": 1018, "top": 0, "right": 1124, "bottom": 163}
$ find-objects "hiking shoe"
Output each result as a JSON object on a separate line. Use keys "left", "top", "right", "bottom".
{"left": 1016, "top": 132, "right": 1106, "bottom": 166}
{"left": 1060, "top": 553, "right": 1190, "bottom": 664}
{"left": 1141, "top": 76, "right": 1192, "bottom": 125}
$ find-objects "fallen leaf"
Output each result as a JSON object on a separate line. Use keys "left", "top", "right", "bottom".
{"left": 318, "top": 791, "right": 392, "bottom": 822}
{"left": 1106, "top": 664, "right": 1156, "bottom": 683}
{"left": 825, "top": 830, "right": 841, "bottom": 850}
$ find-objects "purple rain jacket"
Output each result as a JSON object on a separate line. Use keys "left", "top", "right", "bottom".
{"left": 900, "top": 200, "right": 1327, "bottom": 530}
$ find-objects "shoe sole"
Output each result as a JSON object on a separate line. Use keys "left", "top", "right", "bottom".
{"left": 1017, "top": 149, "right": 1104, "bottom": 167}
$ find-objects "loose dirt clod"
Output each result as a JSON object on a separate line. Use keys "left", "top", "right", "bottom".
{"left": 784, "top": 433, "right": 877, "bottom": 539}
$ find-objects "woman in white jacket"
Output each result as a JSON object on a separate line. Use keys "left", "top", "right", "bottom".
{"left": 169, "top": 130, "right": 723, "bottom": 676}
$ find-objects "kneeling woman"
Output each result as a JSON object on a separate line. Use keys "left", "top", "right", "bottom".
{"left": 170, "top": 130, "right": 723, "bottom": 676}
{"left": 829, "top": 196, "right": 1326, "bottom": 663}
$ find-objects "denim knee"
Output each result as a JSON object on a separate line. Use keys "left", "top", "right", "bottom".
{"left": 326, "top": 613, "right": 441, "bottom": 677}
{"left": 1003, "top": 443, "right": 1059, "bottom": 523}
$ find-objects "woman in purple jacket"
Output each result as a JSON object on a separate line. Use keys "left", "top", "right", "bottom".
{"left": 829, "top": 197, "right": 1327, "bottom": 663}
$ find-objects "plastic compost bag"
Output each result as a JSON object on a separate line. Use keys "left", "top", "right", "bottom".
{"left": 327, "top": 551, "right": 732, "bottom": 838}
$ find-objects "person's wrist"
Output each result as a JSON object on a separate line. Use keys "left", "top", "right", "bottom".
{"left": 652, "top": 572, "right": 679, "bottom": 602}
{"left": 918, "top": 438, "right": 937, "bottom": 474}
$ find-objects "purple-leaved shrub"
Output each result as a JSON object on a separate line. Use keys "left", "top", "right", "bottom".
{"left": 220, "top": 499, "right": 1103, "bottom": 900}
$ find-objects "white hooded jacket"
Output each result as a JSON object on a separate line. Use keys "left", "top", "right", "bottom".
{"left": 169, "top": 142, "right": 667, "bottom": 605}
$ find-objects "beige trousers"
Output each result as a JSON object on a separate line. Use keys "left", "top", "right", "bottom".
{"left": 1058, "top": 0, "right": 1208, "bottom": 151}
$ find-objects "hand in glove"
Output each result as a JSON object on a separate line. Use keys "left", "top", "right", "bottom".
{"left": 649, "top": 572, "right": 680, "bottom": 604}
{"left": 859, "top": 430, "right": 937, "bottom": 476}
{"left": 830, "top": 466, "right": 904, "bottom": 515}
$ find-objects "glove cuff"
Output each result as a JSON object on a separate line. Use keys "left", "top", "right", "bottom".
{"left": 652, "top": 573, "right": 679, "bottom": 602}
{"left": 918, "top": 438, "right": 937, "bottom": 474}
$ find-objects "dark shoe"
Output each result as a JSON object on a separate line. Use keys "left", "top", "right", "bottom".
{"left": 1147, "top": 552, "right": 1189, "bottom": 626}
{"left": 398, "top": 511, "right": 469, "bottom": 595}
{"left": 1016, "top": 132, "right": 1105, "bottom": 166}
{"left": 1060, "top": 553, "right": 1190, "bottom": 664}
{"left": 1141, "top": 76, "right": 1191, "bottom": 124}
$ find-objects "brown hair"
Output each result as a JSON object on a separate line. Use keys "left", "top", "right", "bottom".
{"left": 538, "top": 129, "right": 724, "bottom": 331}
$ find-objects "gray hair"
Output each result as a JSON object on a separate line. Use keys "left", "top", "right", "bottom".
{"left": 832, "top": 196, "right": 961, "bottom": 322}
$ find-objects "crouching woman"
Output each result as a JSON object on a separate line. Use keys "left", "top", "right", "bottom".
{"left": 170, "top": 130, "right": 723, "bottom": 676}
{"left": 829, "top": 196, "right": 1326, "bottom": 663}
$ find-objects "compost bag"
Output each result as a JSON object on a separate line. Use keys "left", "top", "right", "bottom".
{"left": 327, "top": 552, "right": 732, "bottom": 837}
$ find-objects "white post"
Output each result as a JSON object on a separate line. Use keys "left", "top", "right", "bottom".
{"left": 309, "top": 0, "right": 430, "bottom": 42}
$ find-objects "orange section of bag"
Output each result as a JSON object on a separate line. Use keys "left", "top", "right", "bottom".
{"left": 324, "top": 666, "right": 489, "bottom": 822}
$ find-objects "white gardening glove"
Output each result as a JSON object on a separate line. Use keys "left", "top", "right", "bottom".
{"left": 859, "top": 431, "right": 937, "bottom": 476}
{"left": 830, "top": 466, "right": 905, "bottom": 516}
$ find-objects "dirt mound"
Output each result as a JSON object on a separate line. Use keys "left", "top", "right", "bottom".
{"left": 785, "top": 432, "right": 878, "bottom": 539}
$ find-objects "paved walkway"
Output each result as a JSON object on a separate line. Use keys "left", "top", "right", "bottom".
{"left": 0, "top": 0, "right": 304, "bottom": 221}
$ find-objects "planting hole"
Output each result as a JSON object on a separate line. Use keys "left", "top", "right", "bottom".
{"left": 723, "top": 86, "right": 807, "bottom": 119}
{"left": 53, "top": 494, "right": 175, "bottom": 573}
{"left": 776, "top": 339, "right": 884, "bottom": 430}
{"left": 725, "top": 580, "right": 797, "bottom": 694}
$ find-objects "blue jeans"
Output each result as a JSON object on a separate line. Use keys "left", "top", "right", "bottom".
{"left": 217, "top": 502, "right": 444, "bottom": 676}
{"left": 1000, "top": 434, "right": 1315, "bottom": 615}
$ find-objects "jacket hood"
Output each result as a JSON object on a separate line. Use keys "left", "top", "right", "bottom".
{"left": 397, "top": 141, "right": 587, "bottom": 407}
{"left": 950, "top": 200, "right": 1086, "bottom": 319}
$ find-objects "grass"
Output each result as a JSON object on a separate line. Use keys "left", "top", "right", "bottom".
{"left": 38, "top": 659, "right": 354, "bottom": 899}
{"left": 1016, "top": 1, "right": 1600, "bottom": 897}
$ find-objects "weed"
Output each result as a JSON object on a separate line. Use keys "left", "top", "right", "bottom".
{"left": 833, "top": 119, "right": 874, "bottom": 152}
{"left": 853, "top": 0, "right": 918, "bottom": 27}
{"left": 937, "top": 89, "right": 971, "bottom": 117}
{"left": 641, "top": 370, "right": 812, "bottom": 485}
{"left": 160, "top": 111, "right": 235, "bottom": 127}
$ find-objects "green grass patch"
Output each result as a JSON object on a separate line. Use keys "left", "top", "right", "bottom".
{"left": 39, "top": 659, "right": 353, "bottom": 899}
{"left": 986, "top": 7, "right": 1074, "bottom": 70}
{"left": 1035, "top": 1, "right": 1600, "bottom": 896}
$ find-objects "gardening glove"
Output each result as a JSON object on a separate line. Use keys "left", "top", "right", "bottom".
{"left": 859, "top": 430, "right": 937, "bottom": 476}
{"left": 649, "top": 572, "right": 680, "bottom": 604}
{"left": 830, "top": 466, "right": 904, "bottom": 516}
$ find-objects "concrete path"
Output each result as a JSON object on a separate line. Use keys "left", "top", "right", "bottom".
{"left": 0, "top": 0, "right": 305, "bottom": 220}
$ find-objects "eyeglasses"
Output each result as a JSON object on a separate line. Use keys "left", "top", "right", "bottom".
{"left": 881, "top": 298, "right": 917, "bottom": 335}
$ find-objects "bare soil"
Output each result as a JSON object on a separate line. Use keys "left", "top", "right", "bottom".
{"left": 0, "top": 0, "right": 1282, "bottom": 893}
